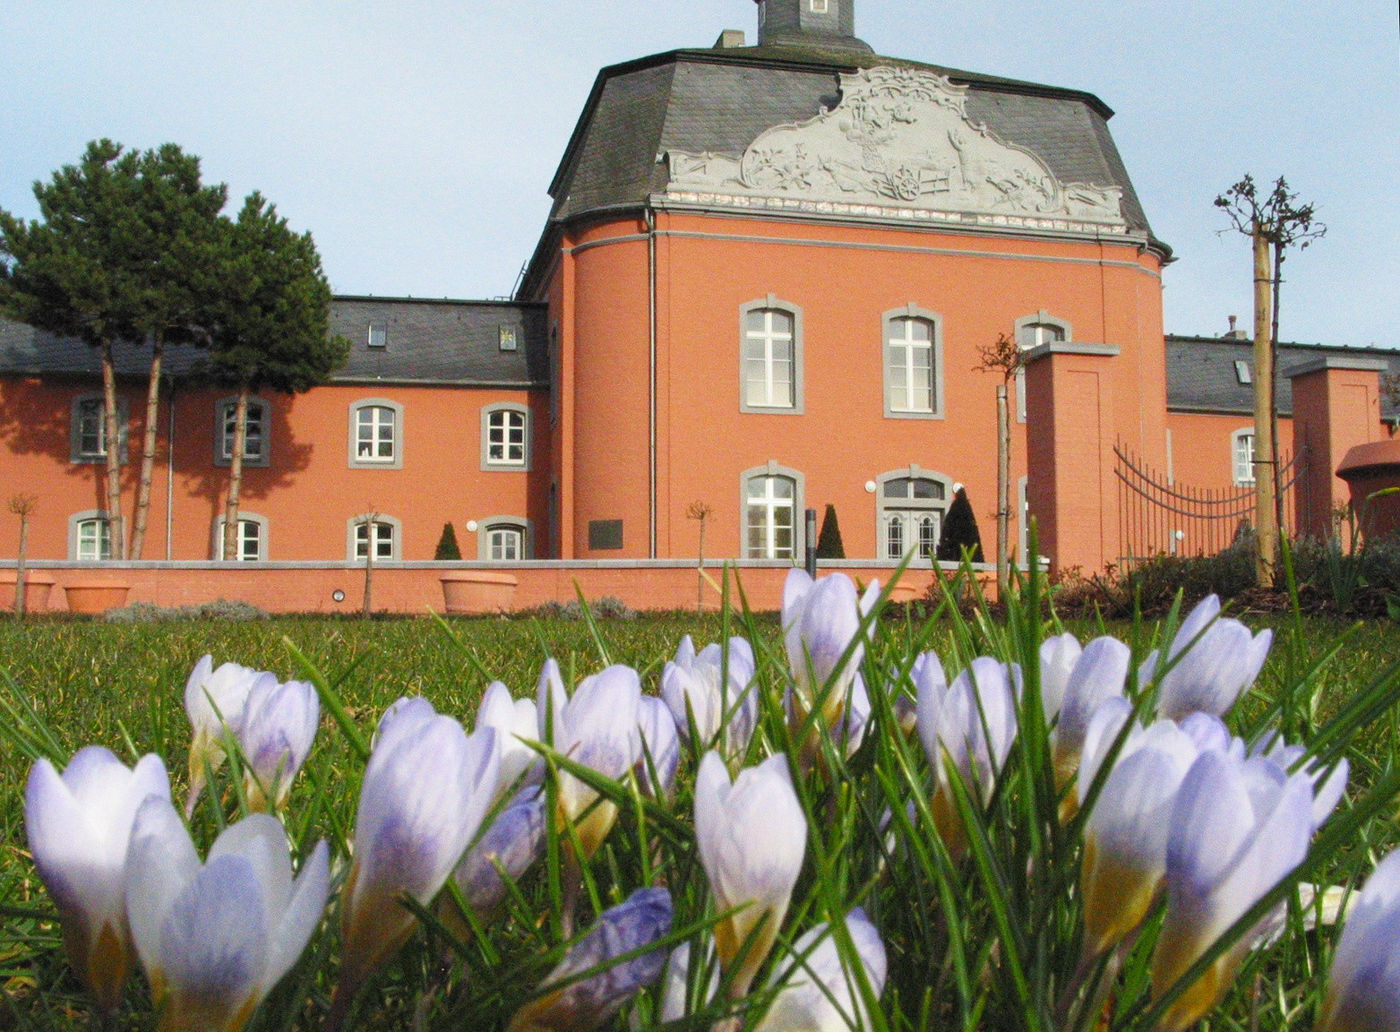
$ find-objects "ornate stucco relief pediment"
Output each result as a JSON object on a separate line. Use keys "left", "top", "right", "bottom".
{"left": 665, "top": 66, "right": 1126, "bottom": 233}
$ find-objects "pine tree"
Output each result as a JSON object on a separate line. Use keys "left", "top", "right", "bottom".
{"left": 0, "top": 140, "right": 227, "bottom": 558}
{"left": 201, "top": 194, "right": 348, "bottom": 559}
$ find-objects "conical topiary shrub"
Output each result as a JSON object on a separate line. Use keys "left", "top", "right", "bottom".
{"left": 936, "top": 487, "right": 984, "bottom": 563}
{"left": 434, "top": 522, "right": 462, "bottom": 560}
{"left": 815, "top": 504, "right": 846, "bottom": 559}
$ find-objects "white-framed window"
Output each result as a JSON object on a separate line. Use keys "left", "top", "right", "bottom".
{"left": 212, "top": 513, "right": 269, "bottom": 561}
{"left": 810, "top": 0, "right": 829, "bottom": 11}
{"left": 1232, "top": 429, "right": 1256, "bottom": 486}
{"left": 70, "top": 393, "right": 128, "bottom": 464}
{"left": 740, "top": 297, "right": 803, "bottom": 413}
{"left": 481, "top": 403, "right": 530, "bottom": 470}
{"left": 477, "top": 516, "right": 532, "bottom": 560}
{"left": 883, "top": 305, "right": 944, "bottom": 418}
{"left": 69, "top": 511, "right": 113, "bottom": 561}
{"left": 367, "top": 321, "right": 388, "bottom": 349}
{"left": 876, "top": 467, "right": 952, "bottom": 560}
{"left": 1014, "top": 312, "right": 1072, "bottom": 420}
{"left": 741, "top": 461, "right": 805, "bottom": 559}
{"left": 216, "top": 397, "right": 269, "bottom": 467}
{"left": 348, "top": 399, "right": 403, "bottom": 468}
{"left": 348, "top": 514, "right": 401, "bottom": 561}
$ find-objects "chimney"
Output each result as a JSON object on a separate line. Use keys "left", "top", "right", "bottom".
{"left": 714, "top": 28, "right": 746, "bottom": 48}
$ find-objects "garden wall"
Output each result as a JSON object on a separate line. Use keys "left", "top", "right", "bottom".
{"left": 0, "top": 559, "right": 993, "bottom": 616}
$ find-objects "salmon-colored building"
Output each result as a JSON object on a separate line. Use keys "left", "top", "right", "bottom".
{"left": 2, "top": 0, "right": 1397, "bottom": 588}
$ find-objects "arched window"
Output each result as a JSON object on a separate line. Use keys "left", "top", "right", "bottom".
{"left": 212, "top": 513, "right": 269, "bottom": 561}
{"left": 347, "top": 514, "right": 402, "bottom": 560}
{"left": 1014, "top": 312, "right": 1072, "bottom": 420}
{"left": 348, "top": 398, "right": 404, "bottom": 468}
{"left": 68, "top": 510, "right": 113, "bottom": 561}
{"left": 740, "top": 296, "right": 804, "bottom": 413}
{"left": 883, "top": 304, "right": 944, "bottom": 418}
{"left": 477, "top": 516, "right": 533, "bottom": 560}
{"left": 481, "top": 403, "right": 531, "bottom": 470}
{"left": 876, "top": 467, "right": 953, "bottom": 561}
{"left": 741, "top": 461, "right": 806, "bottom": 559}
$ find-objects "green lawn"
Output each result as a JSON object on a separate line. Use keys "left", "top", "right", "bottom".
{"left": 1, "top": 602, "right": 1397, "bottom": 1031}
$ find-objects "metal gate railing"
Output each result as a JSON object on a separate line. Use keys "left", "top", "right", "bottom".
{"left": 1114, "top": 443, "right": 1306, "bottom": 564}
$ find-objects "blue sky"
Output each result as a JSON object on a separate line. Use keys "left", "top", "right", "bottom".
{"left": 2, "top": 1, "right": 1396, "bottom": 348}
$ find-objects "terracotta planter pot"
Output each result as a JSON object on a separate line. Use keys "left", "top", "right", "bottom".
{"left": 887, "top": 579, "right": 922, "bottom": 604}
{"left": 63, "top": 581, "right": 131, "bottom": 615}
{"left": 1, "top": 572, "right": 56, "bottom": 613}
{"left": 440, "top": 572, "right": 519, "bottom": 614}
{"left": 1337, "top": 440, "right": 1400, "bottom": 541}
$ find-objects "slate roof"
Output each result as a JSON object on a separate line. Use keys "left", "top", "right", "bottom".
{"left": 522, "top": 43, "right": 1156, "bottom": 295}
{"left": 1166, "top": 335, "right": 1400, "bottom": 419}
{"left": 0, "top": 296, "right": 549, "bottom": 388}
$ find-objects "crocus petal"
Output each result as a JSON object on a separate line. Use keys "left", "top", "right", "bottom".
{"left": 1319, "top": 849, "right": 1400, "bottom": 1032}
{"left": 1153, "top": 596, "right": 1272, "bottom": 721}
{"left": 755, "top": 908, "right": 887, "bottom": 1032}
{"left": 1151, "top": 750, "right": 1314, "bottom": 1032}
{"left": 26, "top": 748, "right": 171, "bottom": 1013}
{"left": 451, "top": 789, "right": 547, "bottom": 921}
{"left": 636, "top": 695, "right": 680, "bottom": 798}
{"left": 1039, "top": 632, "right": 1082, "bottom": 720}
{"left": 1051, "top": 636, "right": 1129, "bottom": 790}
{"left": 340, "top": 709, "right": 501, "bottom": 989}
{"left": 510, "top": 887, "right": 673, "bottom": 1032}
{"left": 477, "top": 681, "right": 542, "bottom": 792}
{"left": 238, "top": 678, "right": 319, "bottom": 811}
{"left": 694, "top": 752, "right": 806, "bottom": 997}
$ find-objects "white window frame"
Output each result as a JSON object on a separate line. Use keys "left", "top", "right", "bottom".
{"left": 883, "top": 304, "right": 944, "bottom": 418}
{"left": 810, "top": 0, "right": 829, "bottom": 11}
{"left": 68, "top": 510, "right": 113, "bottom": 561}
{"left": 739, "top": 296, "right": 804, "bottom": 414}
{"left": 347, "top": 514, "right": 401, "bottom": 561}
{"left": 875, "top": 466, "right": 953, "bottom": 562}
{"left": 215, "top": 396, "right": 270, "bottom": 468}
{"left": 1232, "top": 428, "right": 1256, "bottom": 487}
{"left": 348, "top": 399, "right": 404, "bottom": 469}
{"left": 70, "top": 393, "right": 128, "bottom": 464}
{"left": 1014, "top": 311, "right": 1072, "bottom": 421}
{"left": 740, "top": 461, "right": 805, "bottom": 560}
{"left": 212, "top": 513, "right": 269, "bottom": 561}
{"left": 480, "top": 403, "right": 531, "bottom": 471}
{"left": 477, "top": 516, "right": 533, "bottom": 561}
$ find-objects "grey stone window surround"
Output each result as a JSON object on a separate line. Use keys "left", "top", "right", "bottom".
{"left": 480, "top": 402, "right": 532, "bottom": 472}
{"left": 874, "top": 465, "right": 953, "bottom": 561}
{"left": 348, "top": 398, "right": 404, "bottom": 470}
{"left": 69, "top": 393, "right": 129, "bottom": 464}
{"left": 882, "top": 303, "right": 945, "bottom": 420}
{"left": 68, "top": 509, "right": 113, "bottom": 561}
{"left": 1014, "top": 310, "right": 1072, "bottom": 422}
{"left": 739, "top": 295, "right": 805, "bottom": 415}
{"left": 739, "top": 459, "right": 806, "bottom": 559}
{"left": 211, "top": 512, "right": 269, "bottom": 561}
{"left": 477, "top": 515, "right": 533, "bottom": 560}
{"left": 347, "top": 513, "right": 402, "bottom": 561}
{"left": 214, "top": 395, "right": 271, "bottom": 468}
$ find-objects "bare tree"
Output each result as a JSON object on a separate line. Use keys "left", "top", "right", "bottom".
{"left": 976, "top": 332, "right": 1021, "bottom": 590}
{"left": 8, "top": 494, "right": 38, "bottom": 618}
{"left": 686, "top": 500, "right": 713, "bottom": 606}
{"left": 1215, "top": 175, "right": 1324, "bottom": 585}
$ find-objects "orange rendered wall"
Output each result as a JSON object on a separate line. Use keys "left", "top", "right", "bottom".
{"left": 554, "top": 210, "right": 1168, "bottom": 570}
{"left": 0, "top": 376, "right": 547, "bottom": 562}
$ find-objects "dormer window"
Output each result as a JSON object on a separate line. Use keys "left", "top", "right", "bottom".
{"left": 367, "top": 321, "right": 387, "bottom": 349}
